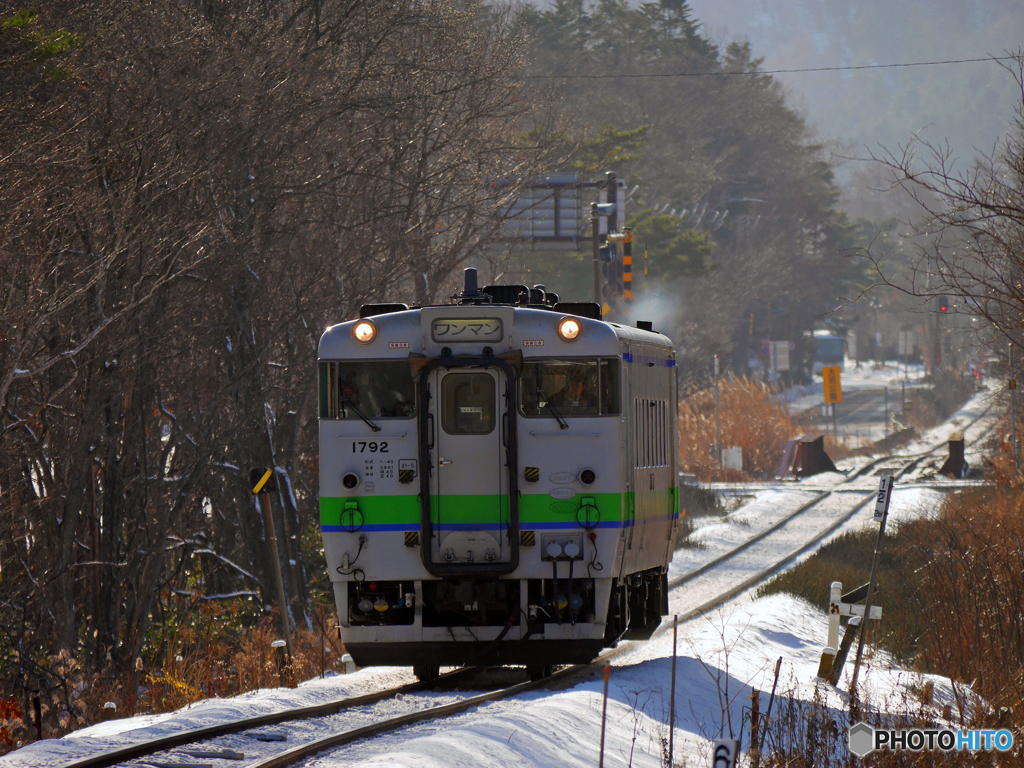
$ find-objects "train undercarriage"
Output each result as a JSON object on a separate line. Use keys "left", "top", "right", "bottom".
{"left": 338, "top": 567, "right": 668, "bottom": 680}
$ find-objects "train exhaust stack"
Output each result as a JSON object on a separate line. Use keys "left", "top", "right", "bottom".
{"left": 776, "top": 434, "right": 838, "bottom": 479}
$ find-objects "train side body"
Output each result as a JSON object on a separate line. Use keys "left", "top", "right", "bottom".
{"left": 318, "top": 299, "right": 679, "bottom": 669}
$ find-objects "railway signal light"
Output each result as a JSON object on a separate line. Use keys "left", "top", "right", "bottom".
{"left": 937, "top": 296, "right": 949, "bottom": 313}
{"left": 602, "top": 256, "right": 623, "bottom": 297}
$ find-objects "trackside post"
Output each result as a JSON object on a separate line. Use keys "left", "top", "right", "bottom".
{"left": 251, "top": 467, "right": 293, "bottom": 660}
{"left": 849, "top": 475, "right": 894, "bottom": 694}
{"left": 599, "top": 665, "right": 611, "bottom": 768}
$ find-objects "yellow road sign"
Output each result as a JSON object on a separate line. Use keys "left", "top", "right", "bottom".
{"left": 822, "top": 366, "right": 843, "bottom": 404}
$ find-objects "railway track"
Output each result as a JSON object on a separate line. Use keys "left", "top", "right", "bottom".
{"left": 58, "top": 405, "right": 992, "bottom": 768}
{"left": 663, "top": 404, "right": 992, "bottom": 616}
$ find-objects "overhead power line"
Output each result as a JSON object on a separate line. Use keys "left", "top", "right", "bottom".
{"left": 524, "top": 54, "right": 1019, "bottom": 80}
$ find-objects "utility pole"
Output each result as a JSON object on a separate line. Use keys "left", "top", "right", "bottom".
{"left": 714, "top": 354, "right": 721, "bottom": 463}
{"left": 884, "top": 387, "right": 889, "bottom": 437}
{"left": 591, "top": 201, "right": 601, "bottom": 305}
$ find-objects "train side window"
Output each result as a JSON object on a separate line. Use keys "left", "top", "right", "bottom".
{"left": 659, "top": 400, "right": 666, "bottom": 466}
{"left": 320, "top": 361, "right": 416, "bottom": 419}
{"left": 441, "top": 373, "right": 495, "bottom": 434}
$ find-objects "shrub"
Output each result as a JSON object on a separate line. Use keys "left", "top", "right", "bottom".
{"left": 678, "top": 377, "right": 846, "bottom": 481}
{"left": 758, "top": 484, "right": 1024, "bottom": 752}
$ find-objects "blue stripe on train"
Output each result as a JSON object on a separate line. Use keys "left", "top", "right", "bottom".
{"left": 622, "top": 352, "right": 676, "bottom": 367}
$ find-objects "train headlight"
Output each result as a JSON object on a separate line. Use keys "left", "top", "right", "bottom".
{"left": 579, "top": 468, "right": 596, "bottom": 485}
{"left": 557, "top": 317, "right": 582, "bottom": 342}
{"left": 352, "top": 320, "right": 377, "bottom": 344}
{"left": 342, "top": 472, "right": 360, "bottom": 490}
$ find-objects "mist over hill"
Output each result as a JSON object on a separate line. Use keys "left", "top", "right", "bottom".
{"left": 688, "top": 0, "right": 1023, "bottom": 186}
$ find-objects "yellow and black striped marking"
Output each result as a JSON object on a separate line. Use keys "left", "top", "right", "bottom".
{"left": 398, "top": 468, "right": 415, "bottom": 484}
{"left": 623, "top": 227, "right": 633, "bottom": 304}
{"left": 404, "top": 531, "right": 420, "bottom": 547}
{"left": 524, "top": 466, "right": 540, "bottom": 482}
{"left": 520, "top": 530, "right": 536, "bottom": 546}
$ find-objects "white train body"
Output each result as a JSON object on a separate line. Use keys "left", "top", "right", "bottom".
{"left": 317, "top": 276, "right": 679, "bottom": 672}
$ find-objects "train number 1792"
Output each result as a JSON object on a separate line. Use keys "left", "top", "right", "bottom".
{"left": 352, "top": 441, "right": 388, "bottom": 453}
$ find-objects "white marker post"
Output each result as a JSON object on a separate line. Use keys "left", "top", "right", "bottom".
{"left": 849, "top": 475, "right": 894, "bottom": 695}
{"left": 816, "top": 582, "right": 842, "bottom": 680}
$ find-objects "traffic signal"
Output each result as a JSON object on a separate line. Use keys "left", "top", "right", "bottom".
{"left": 937, "top": 295, "right": 949, "bottom": 313}
{"left": 602, "top": 256, "right": 623, "bottom": 297}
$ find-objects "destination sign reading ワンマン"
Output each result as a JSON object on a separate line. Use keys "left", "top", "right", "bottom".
{"left": 431, "top": 318, "right": 503, "bottom": 342}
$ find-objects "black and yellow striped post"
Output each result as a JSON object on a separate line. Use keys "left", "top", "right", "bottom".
{"left": 622, "top": 227, "right": 633, "bottom": 305}
{"left": 250, "top": 468, "right": 293, "bottom": 661}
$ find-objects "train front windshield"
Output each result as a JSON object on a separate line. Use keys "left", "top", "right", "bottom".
{"left": 520, "top": 359, "right": 620, "bottom": 416}
{"left": 319, "top": 361, "right": 416, "bottom": 419}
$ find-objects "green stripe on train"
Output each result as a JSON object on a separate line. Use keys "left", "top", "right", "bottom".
{"left": 320, "top": 490, "right": 677, "bottom": 528}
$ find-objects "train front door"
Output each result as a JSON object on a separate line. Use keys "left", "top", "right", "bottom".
{"left": 428, "top": 368, "right": 510, "bottom": 567}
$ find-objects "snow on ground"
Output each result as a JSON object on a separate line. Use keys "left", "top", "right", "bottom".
{"left": 1, "top": 386, "right": 998, "bottom": 768}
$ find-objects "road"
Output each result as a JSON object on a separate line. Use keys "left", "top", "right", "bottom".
{"left": 797, "top": 364, "right": 928, "bottom": 448}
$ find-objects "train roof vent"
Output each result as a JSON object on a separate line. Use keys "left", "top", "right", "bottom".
{"left": 531, "top": 284, "right": 559, "bottom": 306}
{"left": 359, "top": 303, "right": 409, "bottom": 318}
{"left": 636, "top": 320, "right": 654, "bottom": 332}
{"left": 553, "top": 302, "right": 602, "bottom": 321}
{"left": 482, "top": 285, "right": 529, "bottom": 305}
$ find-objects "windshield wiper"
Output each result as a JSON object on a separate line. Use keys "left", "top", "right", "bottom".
{"left": 540, "top": 392, "right": 569, "bottom": 430}
{"left": 341, "top": 399, "right": 381, "bottom": 432}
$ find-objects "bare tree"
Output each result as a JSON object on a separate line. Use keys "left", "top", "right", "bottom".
{"left": 863, "top": 52, "right": 1024, "bottom": 347}
{"left": 0, "top": 0, "right": 546, "bottom": 732}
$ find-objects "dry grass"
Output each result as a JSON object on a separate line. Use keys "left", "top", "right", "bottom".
{"left": 978, "top": 403, "right": 1023, "bottom": 484}
{"left": 756, "top": 483, "right": 1024, "bottom": 764}
{"left": 0, "top": 601, "right": 348, "bottom": 751}
{"left": 908, "top": 487, "right": 1024, "bottom": 713}
{"left": 678, "top": 377, "right": 847, "bottom": 482}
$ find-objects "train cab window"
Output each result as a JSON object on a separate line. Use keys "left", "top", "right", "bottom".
{"left": 520, "top": 358, "right": 620, "bottom": 417}
{"left": 318, "top": 361, "right": 416, "bottom": 419}
{"left": 441, "top": 373, "right": 495, "bottom": 434}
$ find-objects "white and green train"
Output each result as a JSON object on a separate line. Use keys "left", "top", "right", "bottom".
{"left": 318, "top": 269, "right": 680, "bottom": 680}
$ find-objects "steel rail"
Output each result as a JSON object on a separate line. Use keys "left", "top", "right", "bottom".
{"left": 61, "top": 667, "right": 479, "bottom": 768}
{"left": 672, "top": 452, "right": 894, "bottom": 589}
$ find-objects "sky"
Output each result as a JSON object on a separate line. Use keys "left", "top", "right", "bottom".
{"left": 688, "top": 0, "right": 1024, "bottom": 188}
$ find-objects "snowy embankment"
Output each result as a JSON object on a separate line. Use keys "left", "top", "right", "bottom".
{"left": 8, "top": 593, "right": 958, "bottom": 768}
{"left": 3, "top": 388, "right": 996, "bottom": 768}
